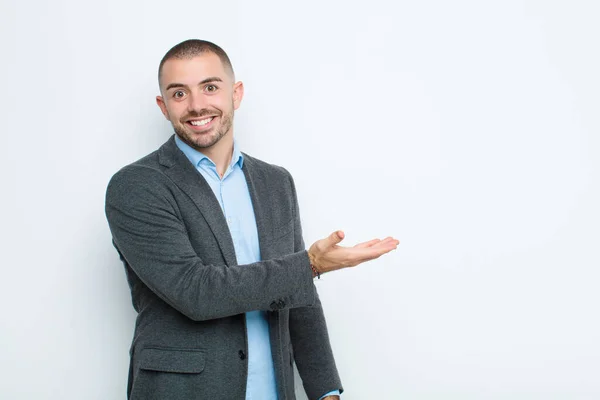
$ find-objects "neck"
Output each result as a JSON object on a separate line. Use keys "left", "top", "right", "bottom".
{"left": 201, "top": 132, "right": 234, "bottom": 178}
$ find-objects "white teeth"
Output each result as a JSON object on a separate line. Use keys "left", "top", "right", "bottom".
{"left": 190, "top": 117, "right": 213, "bottom": 126}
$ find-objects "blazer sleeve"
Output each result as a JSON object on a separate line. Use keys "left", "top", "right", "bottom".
{"left": 286, "top": 173, "right": 344, "bottom": 399}
{"left": 105, "top": 165, "right": 316, "bottom": 321}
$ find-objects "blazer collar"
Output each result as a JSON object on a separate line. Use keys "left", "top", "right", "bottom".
{"left": 157, "top": 136, "right": 237, "bottom": 266}
{"left": 156, "top": 135, "right": 271, "bottom": 265}
{"left": 240, "top": 154, "right": 271, "bottom": 261}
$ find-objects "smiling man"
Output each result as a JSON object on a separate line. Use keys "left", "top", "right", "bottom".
{"left": 105, "top": 39, "right": 399, "bottom": 400}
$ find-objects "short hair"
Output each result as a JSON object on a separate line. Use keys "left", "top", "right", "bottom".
{"left": 158, "top": 39, "right": 235, "bottom": 86}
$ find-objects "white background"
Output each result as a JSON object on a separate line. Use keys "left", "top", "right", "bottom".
{"left": 1, "top": 1, "right": 599, "bottom": 399}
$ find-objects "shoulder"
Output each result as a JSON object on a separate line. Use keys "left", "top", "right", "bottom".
{"left": 108, "top": 151, "right": 163, "bottom": 189}
{"left": 107, "top": 135, "right": 182, "bottom": 190}
{"left": 106, "top": 147, "right": 178, "bottom": 208}
{"left": 242, "top": 152, "right": 295, "bottom": 182}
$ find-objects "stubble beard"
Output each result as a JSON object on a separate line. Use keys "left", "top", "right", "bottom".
{"left": 173, "top": 108, "right": 234, "bottom": 152}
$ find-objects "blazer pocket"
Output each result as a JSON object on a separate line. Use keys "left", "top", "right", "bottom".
{"left": 139, "top": 347, "right": 206, "bottom": 374}
{"left": 130, "top": 348, "right": 208, "bottom": 399}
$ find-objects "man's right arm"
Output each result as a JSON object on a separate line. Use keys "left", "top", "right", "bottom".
{"left": 106, "top": 166, "right": 399, "bottom": 322}
{"left": 105, "top": 166, "right": 317, "bottom": 321}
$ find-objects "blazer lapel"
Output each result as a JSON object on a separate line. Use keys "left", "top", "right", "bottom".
{"left": 240, "top": 154, "right": 271, "bottom": 261}
{"left": 157, "top": 136, "right": 238, "bottom": 267}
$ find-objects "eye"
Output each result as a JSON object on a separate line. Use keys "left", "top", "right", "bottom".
{"left": 173, "top": 90, "right": 185, "bottom": 99}
{"left": 205, "top": 84, "right": 219, "bottom": 93}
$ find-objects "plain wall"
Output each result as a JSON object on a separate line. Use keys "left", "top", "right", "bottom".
{"left": 1, "top": 0, "right": 599, "bottom": 399}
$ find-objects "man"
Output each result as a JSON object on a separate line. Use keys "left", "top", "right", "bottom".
{"left": 105, "top": 39, "right": 399, "bottom": 400}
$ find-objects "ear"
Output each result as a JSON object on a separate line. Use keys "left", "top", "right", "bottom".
{"left": 156, "top": 96, "right": 170, "bottom": 120}
{"left": 232, "top": 81, "right": 244, "bottom": 110}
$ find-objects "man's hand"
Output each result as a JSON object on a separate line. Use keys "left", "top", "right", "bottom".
{"left": 307, "top": 230, "right": 399, "bottom": 275}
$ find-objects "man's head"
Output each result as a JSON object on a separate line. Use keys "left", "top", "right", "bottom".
{"left": 156, "top": 40, "right": 243, "bottom": 152}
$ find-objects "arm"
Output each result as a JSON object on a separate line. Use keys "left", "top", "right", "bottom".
{"left": 287, "top": 173, "right": 343, "bottom": 399}
{"left": 105, "top": 166, "right": 317, "bottom": 321}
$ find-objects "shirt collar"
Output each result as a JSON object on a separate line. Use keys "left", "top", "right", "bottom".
{"left": 174, "top": 134, "right": 244, "bottom": 170}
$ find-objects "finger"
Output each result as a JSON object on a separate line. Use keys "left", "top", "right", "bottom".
{"left": 323, "top": 230, "right": 345, "bottom": 248}
{"left": 348, "top": 242, "right": 399, "bottom": 263}
{"left": 353, "top": 236, "right": 399, "bottom": 249}
{"left": 369, "top": 237, "right": 399, "bottom": 249}
{"left": 353, "top": 238, "right": 381, "bottom": 249}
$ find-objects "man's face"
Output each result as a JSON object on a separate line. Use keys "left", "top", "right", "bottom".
{"left": 156, "top": 53, "right": 243, "bottom": 151}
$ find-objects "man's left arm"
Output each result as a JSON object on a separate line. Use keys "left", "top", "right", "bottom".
{"left": 287, "top": 172, "right": 343, "bottom": 399}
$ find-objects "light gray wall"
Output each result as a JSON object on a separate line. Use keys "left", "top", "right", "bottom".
{"left": 1, "top": 1, "right": 598, "bottom": 399}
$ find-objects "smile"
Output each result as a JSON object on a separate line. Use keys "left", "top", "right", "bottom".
{"left": 186, "top": 116, "right": 216, "bottom": 130}
{"left": 189, "top": 117, "right": 214, "bottom": 126}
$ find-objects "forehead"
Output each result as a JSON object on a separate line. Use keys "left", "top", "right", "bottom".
{"left": 160, "top": 53, "right": 230, "bottom": 89}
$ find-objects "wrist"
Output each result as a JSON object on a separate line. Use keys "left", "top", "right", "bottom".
{"left": 307, "top": 251, "right": 321, "bottom": 279}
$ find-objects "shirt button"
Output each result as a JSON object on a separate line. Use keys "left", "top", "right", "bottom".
{"left": 238, "top": 350, "right": 246, "bottom": 360}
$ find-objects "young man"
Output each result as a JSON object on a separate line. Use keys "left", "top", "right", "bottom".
{"left": 105, "top": 39, "right": 398, "bottom": 400}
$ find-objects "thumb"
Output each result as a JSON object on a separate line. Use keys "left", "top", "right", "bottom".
{"left": 324, "top": 230, "right": 344, "bottom": 247}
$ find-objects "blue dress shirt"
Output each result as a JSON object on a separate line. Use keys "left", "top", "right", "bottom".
{"left": 175, "top": 136, "right": 340, "bottom": 400}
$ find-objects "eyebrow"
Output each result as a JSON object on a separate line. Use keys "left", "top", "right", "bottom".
{"left": 165, "top": 77, "right": 223, "bottom": 91}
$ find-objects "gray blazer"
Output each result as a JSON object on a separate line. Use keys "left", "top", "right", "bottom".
{"left": 105, "top": 136, "right": 342, "bottom": 400}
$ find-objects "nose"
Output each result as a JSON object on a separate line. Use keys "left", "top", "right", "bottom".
{"left": 187, "top": 91, "right": 208, "bottom": 112}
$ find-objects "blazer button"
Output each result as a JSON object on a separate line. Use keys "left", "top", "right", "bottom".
{"left": 270, "top": 301, "right": 278, "bottom": 310}
{"left": 278, "top": 300, "right": 286, "bottom": 308}
{"left": 238, "top": 350, "right": 246, "bottom": 360}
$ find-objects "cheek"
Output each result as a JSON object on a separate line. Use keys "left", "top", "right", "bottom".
{"left": 221, "top": 99, "right": 236, "bottom": 113}
{"left": 213, "top": 93, "right": 234, "bottom": 110}
{"left": 166, "top": 104, "right": 186, "bottom": 121}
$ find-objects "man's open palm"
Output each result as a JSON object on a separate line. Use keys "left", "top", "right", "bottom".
{"left": 308, "top": 230, "right": 399, "bottom": 274}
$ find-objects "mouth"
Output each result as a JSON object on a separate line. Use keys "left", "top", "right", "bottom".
{"left": 185, "top": 116, "right": 217, "bottom": 131}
